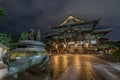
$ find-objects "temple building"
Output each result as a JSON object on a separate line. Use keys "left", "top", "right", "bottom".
{"left": 45, "top": 14, "right": 113, "bottom": 54}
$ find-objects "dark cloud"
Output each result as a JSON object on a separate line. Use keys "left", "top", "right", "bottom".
{"left": 0, "top": 0, "right": 120, "bottom": 40}
{"left": 20, "top": 0, "right": 34, "bottom": 7}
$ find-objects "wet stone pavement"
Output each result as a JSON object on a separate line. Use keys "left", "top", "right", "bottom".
{"left": 1, "top": 54, "right": 120, "bottom": 80}
{"left": 51, "top": 54, "right": 120, "bottom": 80}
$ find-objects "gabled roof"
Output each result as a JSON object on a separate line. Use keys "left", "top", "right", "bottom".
{"left": 59, "top": 14, "right": 86, "bottom": 26}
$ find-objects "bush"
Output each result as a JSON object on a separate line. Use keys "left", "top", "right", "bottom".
{"left": 113, "top": 48, "right": 120, "bottom": 56}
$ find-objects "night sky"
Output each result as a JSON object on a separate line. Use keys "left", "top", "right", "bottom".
{"left": 0, "top": 0, "right": 120, "bottom": 41}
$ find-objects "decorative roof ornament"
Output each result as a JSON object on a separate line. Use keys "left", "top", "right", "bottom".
{"left": 36, "top": 29, "right": 41, "bottom": 41}
{"left": 27, "top": 28, "right": 36, "bottom": 40}
{"left": 27, "top": 28, "right": 41, "bottom": 41}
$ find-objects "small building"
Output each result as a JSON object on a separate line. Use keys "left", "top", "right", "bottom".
{"left": 45, "top": 14, "right": 113, "bottom": 54}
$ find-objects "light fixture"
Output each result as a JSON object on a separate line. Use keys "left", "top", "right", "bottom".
{"left": 75, "top": 43, "right": 78, "bottom": 48}
{"left": 64, "top": 44, "right": 66, "bottom": 48}
{"left": 55, "top": 44, "right": 58, "bottom": 48}
{"left": 85, "top": 43, "right": 89, "bottom": 48}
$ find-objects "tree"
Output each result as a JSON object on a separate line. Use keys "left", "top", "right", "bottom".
{"left": 101, "top": 41, "right": 117, "bottom": 49}
{"left": 0, "top": 7, "right": 7, "bottom": 16}
{"left": 19, "top": 32, "right": 28, "bottom": 41}
{"left": 0, "top": 33, "right": 13, "bottom": 47}
{"left": 113, "top": 48, "right": 120, "bottom": 56}
{"left": 115, "top": 41, "right": 120, "bottom": 47}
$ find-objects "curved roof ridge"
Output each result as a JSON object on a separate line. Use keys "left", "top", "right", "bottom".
{"left": 59, "top": 14, "right": 86, "bottom": 26}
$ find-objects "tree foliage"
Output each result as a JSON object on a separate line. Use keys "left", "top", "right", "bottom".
{"left": 115, "top": 41, "right": 120, "bottom": 47}
{"left": 113, "top": 48, "right": 120, "bottom": 57}
{"left": 0, "top": 33, "right": 13, "bottom": 47}
{"left": 19, "top": 32, "right": 28, "bottom": 41}
{"left": 0, "top": 7, "right": 7, "bottom": 16}
{"left": 101, "top": 41, "right": 120, "bottom": 57}
{"left": 101, "top": 41, "right": 117, "bottom": 48}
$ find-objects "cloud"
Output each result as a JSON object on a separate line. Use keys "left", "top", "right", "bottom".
{"left": 0, "top": 0, "right": 120, "bottom": 40}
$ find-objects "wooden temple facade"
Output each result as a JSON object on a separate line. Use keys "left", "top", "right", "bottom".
{"left": 45, "top": 14, "right": 113, "bottom": 54}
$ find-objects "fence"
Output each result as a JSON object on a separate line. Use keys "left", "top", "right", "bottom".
{"left": 102, "top": 54, "right": 120, "bottom": 62}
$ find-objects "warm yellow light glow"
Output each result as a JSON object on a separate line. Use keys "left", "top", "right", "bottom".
{"left": 55, "top": 44, "right": 58, "bottom": 48}
{"left": 54, "top": 56, "right": 59, "bottom": 67}
{"left": 62, "top": 55, "right": 68, "bottom": 68}
{"left": 60, "top": 15, "right": 85, "bottom": 26}
{"left": 105, "top": 50, "right": 108, "bottom": 54}
{"left": 109, "top": 49, "right": 112, "bottom": 53}
{"left": 75, "top": 43, "right": 78, "bottom": 48}
{"left": 85, "top": 43, "right": 89, "bottom": 48}
{"left": 10, "top": 51, "right": 27, "bottom": 59}
{"left": 64, "top": 44, "right": 66, "bottom": 48}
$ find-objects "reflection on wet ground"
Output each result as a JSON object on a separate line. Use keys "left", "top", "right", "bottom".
{"left": 52, "top": 54, "right": 120, "bottom": 80}
{"left": 51, "top": 55, "right": 74, "bottom": 80}
{"left": 1, "top": 54, "right": 120, "bottom": 80}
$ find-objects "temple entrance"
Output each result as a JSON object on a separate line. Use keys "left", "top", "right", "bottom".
{"left": 50, "top": 42, "right": 88, "bottom": 54}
